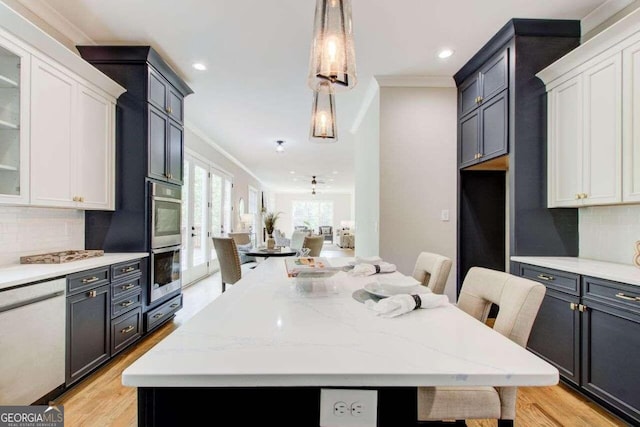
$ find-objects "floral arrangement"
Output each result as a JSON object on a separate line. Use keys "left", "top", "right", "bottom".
{"left": 263, "top": 211, "right": 281, "bottom": 236}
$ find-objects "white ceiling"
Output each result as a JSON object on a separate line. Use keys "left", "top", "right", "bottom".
{"left": 30, "top": 0, "right": 605, "bottom": 192}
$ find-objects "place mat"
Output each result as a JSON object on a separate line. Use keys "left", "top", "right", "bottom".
{"left": 352, "top": 288, "right": 381, "bottom": 304}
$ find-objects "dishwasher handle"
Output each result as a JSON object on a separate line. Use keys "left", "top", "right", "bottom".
{"left": 0, "top": 291, "right": 64, "bottom": 314}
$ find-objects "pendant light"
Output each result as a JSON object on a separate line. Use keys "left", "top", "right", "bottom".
{"left": 275, "top": 140, "right": 285, "bottom": 153}
{"left": 307, "top": 0, "right": 357, "bottom": 92}
{"left": 310, "top": 81, "right": 337, "bottom": 142}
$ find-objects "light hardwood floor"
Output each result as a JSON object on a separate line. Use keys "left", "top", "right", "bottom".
{"left": 56, "top": 247, "right": 627, "bottom": 427}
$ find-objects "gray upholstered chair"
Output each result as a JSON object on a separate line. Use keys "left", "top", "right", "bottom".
{"left": 302, "top": 235, "right": 324, "bottom": 257}
{"left": 417, "top": 267, "right": 546, "bottom": 426}
{"left": 319, "top": 226, "right": 333, "bottom": 243}
{"left": 290, "top": 231, "right": 307, "bottom": 253}
{"left": 411, "top": 252, "right": 452, "bottom": 295}
{"left": 273, "top": 229, "right": 290, "bottom": 247}
{"left": 212, "top": 237, "right": 242, "bottom": 293}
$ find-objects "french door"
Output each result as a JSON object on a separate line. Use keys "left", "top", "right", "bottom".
{"left": 182, "top": 154, "right": 233, "bottom": 286}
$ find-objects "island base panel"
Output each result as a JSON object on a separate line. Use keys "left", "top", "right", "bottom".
{"left": 137, "top": 387, "right": 419, "bottom": 426}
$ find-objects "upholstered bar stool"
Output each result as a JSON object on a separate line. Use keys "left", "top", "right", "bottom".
{"left": 411, "top": 252, "right": 452, "bottom": 294}
{"left": 417, "top": 267, "right": 546, "bottom": 426}
{"left": 302, "top": 235, "right": 324, "bottom": 257}
{"left": 212, "top": 237, "right": 242, "bottom": 293}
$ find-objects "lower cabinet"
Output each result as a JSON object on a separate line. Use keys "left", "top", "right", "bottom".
{"left": 66, "top": 283, "right": 111, "bottom": 386}
{"left": 145, "top": 294, "right": 183, "bottom": 332}
{"left": 112, "top": 308, "right": 142, "bottom": 355}
{"left": 520, "top": 264, "right": 640, "bottom": 424}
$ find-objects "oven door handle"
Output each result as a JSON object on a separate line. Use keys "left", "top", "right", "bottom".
{"left": 153, "top": 196, "right": 182, "bottom": 204}
{"left": 152, "top": 245, "right": 182, "bottom": 255}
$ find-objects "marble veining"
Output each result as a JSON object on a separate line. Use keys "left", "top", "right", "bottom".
{"left": 0, "top": 253, "right": 149, "bottom": 290}
{"left": 122, "top": 258, "right": 558, "bottom": 388}
{"left": 511, "top": 256, "right": 640, "bottom": 286}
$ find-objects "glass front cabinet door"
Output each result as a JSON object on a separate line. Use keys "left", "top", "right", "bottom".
{"left": 0, "top": 34, "right": 30, "bottom": 204}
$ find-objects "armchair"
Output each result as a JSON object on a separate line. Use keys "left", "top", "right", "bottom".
{"left": 319, "top": 226, "right": 333, "bottom": 243}
{"left": 273, "top": 229, "right": 290, "bottom": 247}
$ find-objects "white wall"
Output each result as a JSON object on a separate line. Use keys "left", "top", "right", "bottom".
{"left": 273, "top": 192, "right": 353, "bottom": 236}
{"left": 579, "top": 205, "right": 640, "bottom": 264}
{"left": 184, "top": 126, "right": 265, "bottom": 234}
{"left": 353, "top": 90, "right": 380, "bottom": 257}
{"left": 378, "top": 86, "right": 458, "bottom": 300}
{"left": 0, "top": 207, "right": 84, "bottom": 266}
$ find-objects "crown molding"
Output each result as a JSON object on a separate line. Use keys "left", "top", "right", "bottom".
{"left": 374, "top": 75, "right": 456, "bottom": 88}
{"left": 11, "top": 0, "right": 95, "bottom": 46}
{"left": 184, "top": 121, "right": 266, "bottom": 188}
{"left": 582, "top": 0, "right": 636, "bottom": 37}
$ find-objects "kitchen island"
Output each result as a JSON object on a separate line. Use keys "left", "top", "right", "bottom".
{"left": 123, "top": 257, "right": 557, "bottom": 426}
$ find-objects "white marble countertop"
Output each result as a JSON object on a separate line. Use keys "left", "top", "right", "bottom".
{"left": 0, "top": 252, "right": 149, "bottom": 290}
{"left": 122, "top": 257, "right": 558, "bottom": 388}
{"left": 511, "top": 256, "right": 640, "bottom": 287}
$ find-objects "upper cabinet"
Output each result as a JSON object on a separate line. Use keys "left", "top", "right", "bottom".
{"left": 538, "top": 8, "right": 640, "bottom": 207}
{"left": 0, "top": 5, "right": 125, "bottom": 210}
{"left": 458, "top": 49, "right": 509, "bottom": 168}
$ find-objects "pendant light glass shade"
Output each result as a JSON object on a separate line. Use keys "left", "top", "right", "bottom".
{"left": 310, "top": 82, "right": 337, "bottom": 142}
{"left": 308, "top": 0, "right": 357, "bottom": 92}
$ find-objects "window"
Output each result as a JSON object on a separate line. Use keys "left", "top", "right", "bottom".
{"left": 291, "top": 200, "right": 333, "bottom": 232}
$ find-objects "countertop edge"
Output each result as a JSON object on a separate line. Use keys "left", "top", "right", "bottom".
{"left": 511, "top": 256, "right": 640, "bottom": 287}
{"left": 0, "top": 252, "right": 149, "bottom": 290}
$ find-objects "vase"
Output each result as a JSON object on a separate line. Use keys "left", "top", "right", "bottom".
{"left": 267, "top": 235, "right": 275, "bottom": 250}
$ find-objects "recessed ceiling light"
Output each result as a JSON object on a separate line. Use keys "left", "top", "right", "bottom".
{"left": 192, "top": 63, "right": 207, "bottom": 71}
{"left": 329, "top": 178, "right": 334, "bottom": 182}
{"left": 332, "top": 170, "right": 338, "bottom": 175}
{"left": 438, "top": 49, "right": 454, "bottom": 59}
{"left": 289, "top": 170, "right": 295, "bottom": 174}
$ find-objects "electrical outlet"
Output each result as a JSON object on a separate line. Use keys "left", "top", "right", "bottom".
{"left": 320, "top": 389, "right": 377, "bottom": 426}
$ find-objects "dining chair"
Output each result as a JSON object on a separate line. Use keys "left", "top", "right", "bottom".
{"left": 212, "top": 237, "right": 242, "bottom": 293}
{"left": 302, "top": 235, "right": 324, "bottom": 257}
{"left": 417, "top": 267, "right": 546, "bottom": 426}
{"left": 290, "top": 231, "right": 307, "bottom": 252}
{"left": 411, "top": 252, "right": 452, "bottom": 294}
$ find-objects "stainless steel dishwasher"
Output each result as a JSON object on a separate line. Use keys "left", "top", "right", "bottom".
{"left": 0, "top": 278, "right": 66, "bottom": 404}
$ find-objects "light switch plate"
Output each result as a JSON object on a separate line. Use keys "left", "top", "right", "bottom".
{"left": 440, "top": 209, "right": 450, "bottom": 221}
{"left": 319, "top": 388, "right": 377, "bottom": 427}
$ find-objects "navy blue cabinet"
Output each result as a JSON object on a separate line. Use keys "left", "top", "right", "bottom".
{"left": 519, "top": 263, "right": 640, "bottom": 425}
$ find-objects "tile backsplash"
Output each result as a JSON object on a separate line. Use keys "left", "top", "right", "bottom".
{"left": 0, "top": 207, "right": 84, "bottom": 266}
{"left": 579, "top": 205, "right": 640, "bottom": 265}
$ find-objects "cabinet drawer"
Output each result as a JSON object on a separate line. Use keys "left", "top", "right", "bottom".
{"left": 520, "top": 264, "right": 579, "bottom": 295}
{"left": 111, "top": 308, "right": 142, "bottom": 355}
{"left": 111, "top": 275, "right": 142, "bottom": 299}
{"left": 583, "top": 276, "right": 640, "bottom": 313}
{"left": 112, "top": 290, "right": 142, "bottom": 319}
{"left": 67, "top": 267, "right": 110, "bottom": 295}
{"left": 145, "top": 294, "right": 182, "bottom": 331}
{"left": 111, "top": 259, "right": 142, "bottom": 281}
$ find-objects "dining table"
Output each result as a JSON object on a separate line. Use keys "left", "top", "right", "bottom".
{"left": 122, "top": 257, "right": 558, "bottom": 426}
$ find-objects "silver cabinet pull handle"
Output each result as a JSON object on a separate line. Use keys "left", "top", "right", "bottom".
{"left": 170, "top": 303, "right": 179, "bottom": 309}
{"left": 122, "top": 283, "right": 135, "bottom": 290}
{"left": 615, "top": 292, "right": 640, "bottom": 302}
{"left": 121, "top": 267, "right": 135, "bottom": 273}
{"left": 88, "top": 290, "right": 97, "bottom": 298}
{"left": 121, "top": 325, "right": 135, "bottom": 334}
{"left": 537, "top": 274, "right": 554, "bottom": 281}
{"left": 120, "top": 300, "right": 134, "bottom": 307}
{"left": 153, "top": 312, "right": 165, "bottom": 319}
{"left": 82, "top": 276, "right": 99, "bottom": 284}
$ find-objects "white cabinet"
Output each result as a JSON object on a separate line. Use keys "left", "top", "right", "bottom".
{"left": 623, "top": 39, "right": 640, "bottom": 203}
{"left": 0, "top": 34, "right": 30, "bottom": 205}
{"left": 544, "top": 54, "right": 622, "bottom": 208}
{"left": 28, "top": 57, "right": 116, "bottom": 210}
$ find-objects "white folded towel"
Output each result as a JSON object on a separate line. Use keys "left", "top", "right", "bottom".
{"left": 365, "top": 293, "right": 449, "bottom": 318}
{"left": 350, "top": 262, "right": 396, "bottom": 276}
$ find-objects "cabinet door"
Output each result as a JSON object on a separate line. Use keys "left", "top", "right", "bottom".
{"left": 582, "top": 54, "right": 622, "bottom": 205}
{"left": 66, "top": 284, "right": 111, "bottom": 385}
{"left": 582, "top": 300, "right": 640, "bottom": 423}
{"left": 480, "top": 49, "right": 508, "bottom": 102}
{"left": 76, "top": 84, "right": 114, "bottom": 210}
{"left": 459, "top": 111, "right": 480, "bottom": 168}
{"left": 148, "top": 67, "right": 168, "bottom": 112}
{"left": 168, "top": 86, "right": 183, "bottom": 124}
{"left": 0, "top": 36, "right": 30, "bottom": 205}
{"left": 479, "top": 89, "right": 508, "bottom": 161}
{"left": 548, "top": 75, "right": 583, "bottom": 207}
{"left": 623, "top": 40, "right": 640, "bottom": 202}
{"left": 167, "top": 120, "right": 183, "bottom": 184}
{"left": 459, "top": 75, "right": 480, "bottom": 117}
{"left": 527, "top": 289, "right": 581, "bottom": 385}
{"left": 30, "top": 57, "right": 76, "bottom": 208}
{"left": 148, "top": 104, "right": 168, "bottom": 181}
